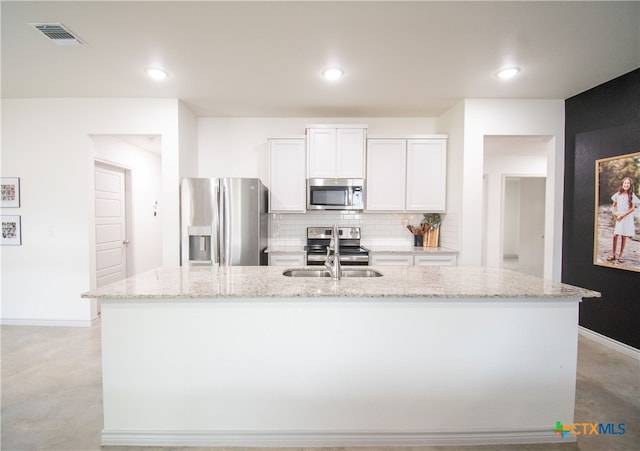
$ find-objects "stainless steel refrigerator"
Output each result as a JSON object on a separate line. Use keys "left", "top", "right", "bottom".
{"left": 180, "top": 178, "right": 268, "bottom": 266}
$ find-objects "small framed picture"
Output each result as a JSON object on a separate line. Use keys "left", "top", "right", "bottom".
{"left": 1, "top": 177, "right": 20, "bottom": 207}
{"left": 1, "top": 215, "right": 22, "bottom": 245}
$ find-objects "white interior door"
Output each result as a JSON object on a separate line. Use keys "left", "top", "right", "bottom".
{"left": 95, "top": 164, "right": 128, "bottom": 288}
{"left": 502, "top": 176, "right": 545, "bottom": 277}
{"left": 518, "top": 177, "right": 546, "bottom": 277}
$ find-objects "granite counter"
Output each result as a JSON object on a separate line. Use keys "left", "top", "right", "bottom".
{"left": 83, "top": 265, "right": 598, "bottom": 300}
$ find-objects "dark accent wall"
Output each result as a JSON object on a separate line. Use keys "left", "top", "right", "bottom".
{"left": 563, "top": 68, "right": 640, "bottom": 348}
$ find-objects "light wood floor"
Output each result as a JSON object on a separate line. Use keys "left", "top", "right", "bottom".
{"left": 1, "top": 322, "right": 638, "bottom": 451}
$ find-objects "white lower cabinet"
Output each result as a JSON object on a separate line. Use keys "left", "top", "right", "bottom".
{"left": 370, "top": 253, "right": 413, "bottom": 266}
{"left": 371, "top": 252, "right": 458, "bottom": 266}
{"left": 268, "top": 253, "right": 306, "bottom": 266}
{"left": 414, "top": 254, "right": 457, "bottom": 266}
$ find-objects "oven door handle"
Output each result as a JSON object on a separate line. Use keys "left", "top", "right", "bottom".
{"left": 338, "top": 255, "right": 369, "bottom": 262}
{"left": 307, "top": 254, "right": 328, "bottom": 262}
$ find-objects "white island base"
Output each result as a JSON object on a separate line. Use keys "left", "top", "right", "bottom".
{"left": 100, "top": 296, "right": 580, "bottom": 447}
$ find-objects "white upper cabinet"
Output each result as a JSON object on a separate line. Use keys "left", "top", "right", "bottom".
{"left": 366, "top": 136, "right": 447, "bottom": 212}
{"left": 307, "top": 126, "right": 366, "bottom": 179}
{"left": 336, "top": 128, "right": 366, "bottom": 178}
{"left": 366, "top": 139, "right": 407, "bottom": 211}
{"left": 269, "top": 138, "right": 306, "bottom": 213}
{"left": 307, "top": 128, "right": 335, "bottom": 178}
{"left": 406, "top": 138, "right": 447, "bottom": 212}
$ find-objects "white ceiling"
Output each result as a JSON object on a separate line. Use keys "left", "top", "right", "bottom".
{"left": 2, "top": 1, "right": 639, "bottom": 118}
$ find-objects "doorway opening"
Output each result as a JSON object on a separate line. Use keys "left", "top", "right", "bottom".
{"left": 502, "top": 176, "right": 546, "bottom": 277}
{"left": 482, "top": 135, "right": 550, "bottom": 277}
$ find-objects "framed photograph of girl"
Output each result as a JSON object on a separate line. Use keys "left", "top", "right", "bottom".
{"left": 594, "top": 151, "right": 640, "bottom": 272}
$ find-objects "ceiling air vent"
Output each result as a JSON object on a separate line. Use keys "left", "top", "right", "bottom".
{"left": 30, "top": 23, "right": 84, "bottom": 46}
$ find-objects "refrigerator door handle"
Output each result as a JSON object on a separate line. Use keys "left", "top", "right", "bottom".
{"left": 219, "top": 184, "right": 225, "bottom": 265}
{"left": 214, "top": 183, "right": 221, "bottom": 265}
{"left": 220, "top": 182, "right": 232, "bottom": 266}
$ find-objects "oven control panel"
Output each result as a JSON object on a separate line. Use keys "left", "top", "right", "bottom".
{"left": 307, "top": 227, "right": 361, "bottom": 240}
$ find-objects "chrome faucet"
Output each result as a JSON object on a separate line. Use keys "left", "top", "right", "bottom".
{"left": 324, "top": 224, "right": 341, "bottom": 280}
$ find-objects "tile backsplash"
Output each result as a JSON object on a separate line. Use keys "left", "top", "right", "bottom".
{"left": 269, "top": 211, "right": 459, "bottom": 249}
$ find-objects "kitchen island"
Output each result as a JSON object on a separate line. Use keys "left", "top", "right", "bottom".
{"left": 83, "top": 266, "right": 599, "bottom": 447}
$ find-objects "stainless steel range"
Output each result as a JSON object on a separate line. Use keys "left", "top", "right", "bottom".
{"left": 305, "top": 227, "right": 369, "bottom": 266}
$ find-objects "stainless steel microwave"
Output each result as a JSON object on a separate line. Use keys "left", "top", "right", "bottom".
{"left": 307, "top": 178, "right": 365, "bottom": 211}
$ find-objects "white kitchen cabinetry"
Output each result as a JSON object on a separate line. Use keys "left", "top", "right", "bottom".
{"left": 370, "top": 252, "right": 457, "bottom": 266}
{"left": 366, "top": 136, "right": 447, "bottom": 212}
{"left": 268, "top": 252, "right": 306, "bottom": 266}
{"left": 406, "top": 139, "right": 447, "bottom": 212}
{"left": 269, "top": 138, "right": 306, "bottom": 213}
{"left": 414, "top": 254, "right": 457, "bottom": 266}
{"left": 307, "top": 126, "right": 366, "bottom": 179}
{"left": 366, "top": 139, "right": 406, "bottom": 211}
{"left": 370, "top": 253, "right": 413, "bottom": 266}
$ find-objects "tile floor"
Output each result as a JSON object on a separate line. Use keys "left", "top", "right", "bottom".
{"left": 1, "top": 321, "right": 638, "bottom": 451}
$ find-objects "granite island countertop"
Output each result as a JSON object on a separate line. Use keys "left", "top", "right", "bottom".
{"left": 82, "top": 266, "right": 600, "bottom": 300}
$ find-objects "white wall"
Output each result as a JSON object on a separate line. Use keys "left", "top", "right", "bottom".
{"left": 0, "top": 98, "right": 183, "bottom": 325}
{"left": 437, "top": 102, "right": 465, "bottom": 251}
{"left": 178, "top": 101, "right": 199, "bottom": 178}
{"left": 460, "top": 99, "right": 564, "bottom": 280}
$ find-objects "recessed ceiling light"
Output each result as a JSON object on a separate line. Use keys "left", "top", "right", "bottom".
{"left": 496, "top": 67, "right": 521, "bottom": 80}
{"left": 145, "top": 67, "right": 169, "bottom": 80}
{"left": 322, "top": 67, "right": 344, "bottom": 81}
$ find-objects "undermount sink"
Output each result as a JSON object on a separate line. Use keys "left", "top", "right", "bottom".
{"left": 282, "top": 268, "right": 383, "bottom": 278}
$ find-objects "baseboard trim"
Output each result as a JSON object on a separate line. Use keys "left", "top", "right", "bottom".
{"left": 0, "top": 318, "right": 92, "bottom": 327}
{"left": 579, "top": 326, "right": 640, "bottom": 360}
{"left": 101, "top": 428, "right": 574, "bottom": 447}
